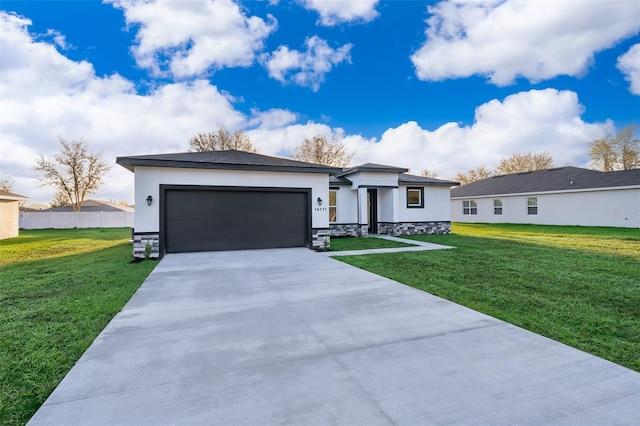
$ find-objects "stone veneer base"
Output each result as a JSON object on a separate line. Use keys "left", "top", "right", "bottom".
{"left": 311, "top": 228, "right": 331, "bottom": 251}
{"left": 329, "top": 223, "right": 368, "bottom": 237}
{"left": 377, "top": 221, "right": 451, "bottom": 236}
{"left": 133, "top": 232, "right": 160, "bottom": 259}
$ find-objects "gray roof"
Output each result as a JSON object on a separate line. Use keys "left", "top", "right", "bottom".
{"left": 451, "top": 167, "right": 640, "bottom": 198}
{"left": 337, "top": 163, "right": 408, "bottom": 177}
{"left": 42, "top": 199, "right": 131, "bottom": 212}
{"left": 329, "top": 173, "right": 458, "bottom": 187}
{"left": 398, "top": 174, "right": 459, "bottom": 187}
{"left": 0, "top": 190, "right": 28, "bottom": 200}
{"left": 116, "top": 150, "right": 342, "bottom": 175}
{"left": 329, "top": 176, "right": 352, "bottom": 186}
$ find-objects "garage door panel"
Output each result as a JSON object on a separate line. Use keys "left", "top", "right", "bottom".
{"left": 164, "top": 189, "right": 308, "bottom": 253}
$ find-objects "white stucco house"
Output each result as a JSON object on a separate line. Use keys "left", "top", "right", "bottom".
{"left": 0, "top": 190, "right": 28, "bottom": 240}
{"left": 116, "top": 150, "right": 458, "bottom": 258}
{"left": 451, "top": 167, "right": 640, "bottom": 228}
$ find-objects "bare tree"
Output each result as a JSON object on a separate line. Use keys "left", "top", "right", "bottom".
{"left": 50, "top": 190, "right": 71, "bottom": 208}
{"left": 454, "top": 166, "right": 493, "bottom": 185}
{"left": 189, "top": 127, "right": 259, "bottom": 153}
{"left": 1, "top": 176, "right": 15, "bottom": 192}
{"left": 33, "top": 138, "right": 111, "bottom": 212}
{"left": 589, "top": 125, "right": 639, "bottom": 171}
{"left": 291, "top": 135, "right": 354, "bottom": 167}
{"left": 495, "top": 151, "right": 554, "bottom": 175}
{"left": 420, "top": 169, "right": 438, "bottom": 178}
{"left": 618, "top": 125, "right": 640, "bottom": 170}
{"left": 589, "top": 138, "right": 617, "bottom": 171}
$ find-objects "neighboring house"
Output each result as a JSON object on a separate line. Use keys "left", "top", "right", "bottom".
{"left": 0, "top": 190, "right": 28, "bottom": 240}
{"left": 451, "top": 167, "right": 640, "bottom": 228}
{"left": 42, "top": 199, "right": 134, "bottom": 212}
{"left": 116, "top": 150, "right": 458, "bottom": 258}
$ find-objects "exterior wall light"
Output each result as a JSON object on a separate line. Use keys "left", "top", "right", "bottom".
{"left": 146, "top": 195, "right": 153, "bottom": 206}
{"left": 317, "top": 197, "right": 322, "bottom": 206}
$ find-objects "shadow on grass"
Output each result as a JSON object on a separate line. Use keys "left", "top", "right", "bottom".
{"left": 0, "top": 228, "right": 134, "bottom": 268}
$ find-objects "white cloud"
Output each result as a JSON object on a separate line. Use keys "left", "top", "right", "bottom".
{"left": 263, "top": 36, "right": 352, "bottom": 91}
{"left": 42, "top": 29, "right": 70, "bottom": 49}
{"left": 108, "top": 0, "right": 276, "bottom": 78}
{"left": 0, "top": 11, "right": 616, "bottom": 206}
{"left": 248, "top": 108, "right": 298, "bottom": 129}
{"left": 300, "top": 0, "right": 379, "bottom": 26}
{"left": 411, "top": 0, "right": 640, "bottom": 85}
{"left": 342, "top": 89, "right": 614, "bottom": 179}
{"left": 247, "top": 122, "right": 340, "bottom": 157}
{"left": 617, "top": 43, "right": 640, "bottom": 95}
{"left": 0, "top": 11, "right": 244, "bottom": 203}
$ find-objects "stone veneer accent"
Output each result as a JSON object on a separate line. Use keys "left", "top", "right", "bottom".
{"left": 329, "top": 223, "right": 368, "bottom": 237}
{"left": 311, "top": 228, "right": 332, "bottom": 251}
{"left": 377, "top": 221, "right": 451, "bottom": 236}
{"left": 133, "top": 232, "right": 160, "bottom": 259}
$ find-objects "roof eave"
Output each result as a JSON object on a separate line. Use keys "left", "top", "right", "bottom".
{"left": 116, "top": 158, "right": 341, "bottom": 175}
{"left": 400, "top": 180, "right": 460, "bottom": 187}
{"left": 337, "top": 166, "right": 409, "bottom": 177}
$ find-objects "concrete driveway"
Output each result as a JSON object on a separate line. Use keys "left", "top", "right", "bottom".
{"left": 29, "top": 248, "right": 639, "bottom": 425}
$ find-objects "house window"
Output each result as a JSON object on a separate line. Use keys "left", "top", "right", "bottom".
{"left": 463, "top": 200, "right": 477, "bottom": 215}
{"left": 407, "top": 187, "right": 424, "bottom": 208}
{"left": 527, "top": 197, "right": 538, "bottom": 215}
{"left": 329, "top": 190, "right": 337, "bottom": 222}
{"left": 494, "top": 199, "right": 502, "bottom": 215}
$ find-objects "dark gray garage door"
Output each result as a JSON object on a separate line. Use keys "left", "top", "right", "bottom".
{"left": 164, "top": 189, "right": 309, "bottom": 253}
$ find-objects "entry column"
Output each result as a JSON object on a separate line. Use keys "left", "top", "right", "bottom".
{"left": 357, "top": 187, "right": 368, "bottom": 236}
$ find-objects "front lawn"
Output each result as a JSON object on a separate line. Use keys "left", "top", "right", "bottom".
{"left": 0, "top": 228, "right": 156, "bottom": 426}
{"left": 336, "top": 223, "right": 640, "bottom": 371}
{"left": 330, "top": 236, "right": 413, "bottom": 251}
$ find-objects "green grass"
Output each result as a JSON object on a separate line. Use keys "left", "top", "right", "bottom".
{"left": 336, "top": 223, "right": 640, "bottom": 371}
{"left": 330, "top": 236, "right": 414, "bottom": 251}
{"left": 0, "top": 228, "right": 156, "bottom": 426}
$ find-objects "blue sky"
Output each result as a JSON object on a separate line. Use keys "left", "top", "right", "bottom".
{"left": 1, "top": 0, "right": 639, "bottom": 204}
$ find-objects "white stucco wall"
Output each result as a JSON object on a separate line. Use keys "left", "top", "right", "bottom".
{"left": 331, "top": 186, "right": 358, "bottom": 224}
{"left": 398, "top": 186, "right": 452, "bottom": 222}
{"left": 347, "top": 171, "right": 399, "bottom": 188}
{"left": 0, "top": 201, "right": 20, "bottom": 239}
{"left": 378, "top": 188, "right": 396, "bottom": 222}
{"left": 330, "top": 185, "right": 453, "bottom": 225}
{"left": 451, "top": 187, "right": 640, "bottom": 228}
{"left": 133, "top": 166, "right": 331, "bottom": 233}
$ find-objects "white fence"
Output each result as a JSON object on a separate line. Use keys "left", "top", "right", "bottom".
{"left": 20, "top": 212, "right": 134, "bottom": 229}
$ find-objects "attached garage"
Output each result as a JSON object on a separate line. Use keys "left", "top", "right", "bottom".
{"left": 162, "top": 186, "right": 310, "bottom": 253}
{"left": 116, "top": 150, "right": 340, "bottom": 258}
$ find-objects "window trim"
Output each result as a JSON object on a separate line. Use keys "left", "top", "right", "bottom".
{"left": 493, "top": 199, "right": 502, "bottom": 215}
{"left": 463, "top": 200, "right": 477, "bottom": 215}
{"left": 329, "top": 189, "right": 337, "bottom": 223}
{"left": 406, "top": 187, "right": 424, "bottom": 208}
{"left": 527, "top": 197, "right": 538, "bottom": 215}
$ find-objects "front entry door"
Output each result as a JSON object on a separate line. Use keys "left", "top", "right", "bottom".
{"left": 367, "top": 189, "right": 378, "bottom": 234}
